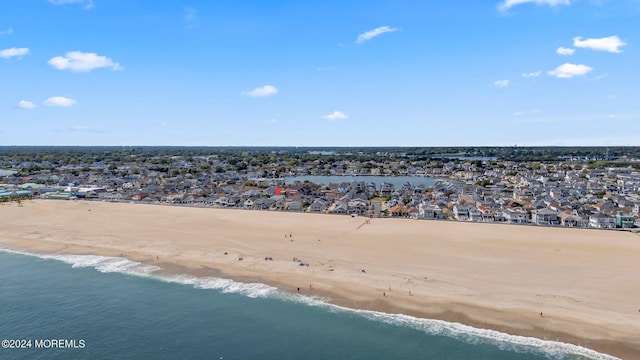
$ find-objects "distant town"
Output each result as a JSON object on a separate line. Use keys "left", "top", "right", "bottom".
{"left": 1, "top": 146, "right": 639, "bottom": 230}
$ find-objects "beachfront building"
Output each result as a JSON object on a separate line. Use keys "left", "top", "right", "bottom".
{"left": 615, "top": 211, "right": 635, "bottom": 228}
{"left": 531, "top": 208, "right": 560, "bottom": 226}
{"left": 0, "top": 189, "right": 32, "bottom": 200}
{"left": 588, "top": 214, "right": 616, "bottom": 229}
{"left": 18, "top": 183, "right": 45, "bottom": 196}
{"left": 558, "top": 212, "right": 588, "bottom": 227}
{"left": 347, "top": 198, "right": 369, "bottom": 215}
{"left": 453, "top": 204, "right": 469, "bottom": 221}
{"left": 253, "top": 197, "right": 275, "bottom": 210}
{"left": 285, "top": 200, "right": 303, "bottom": 212}
{"left": 44, "top": 191, "right": 75, "bottom": 200}
{"left": 478, "top": 205, "right": 496, "bottom": 222}
{"left": 419, "top": 201, "right": 443, "bottom": 220}
{"left": 389, "top": 204, "right": 410, "bottom": 217}
{"left": 468, "top": 206, "right": 482, "bottom": 222}
{"left": 308, "top": 199, "right": 328, "bottom": 213}
{"left": 329, "top": 203, "right": 348, "bottom": 214}
{"left": 502, "top": 209, "right": 529, "bottom": 224}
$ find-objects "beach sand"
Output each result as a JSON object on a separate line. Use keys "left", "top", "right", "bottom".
{"left": 1, "top": 200, "right": 639, "bottom": 358}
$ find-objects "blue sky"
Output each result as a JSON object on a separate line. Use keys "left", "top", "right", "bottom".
{"left": 1, "top": 0, "right": 638, "bottom": 146}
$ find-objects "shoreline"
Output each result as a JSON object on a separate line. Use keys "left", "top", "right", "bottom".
{"left": 1, "top": 200, "right": 639, "bottom": 359}
{"left": 0, "top": 245, "right": 628, "bottom": 360}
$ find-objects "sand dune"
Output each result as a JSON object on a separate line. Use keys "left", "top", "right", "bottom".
{"left": 1, "top": 200, "right": 639, "bottom": 358}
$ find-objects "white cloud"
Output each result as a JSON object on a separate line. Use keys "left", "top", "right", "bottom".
{"left": 17, "top": 100, "right": 36, "bottom": 109}
{"left": 265, "top": 118, "right": 277, "bottom": 124}
{"left": 323, "top": 111, "right": 348, "bottom": 121}
{"left": 0, "top": 47, "right": 29, "bottom": 59}
{"left": 242, "top": 85, "right": 278, "bottom": 97}
{"left": 498, "top": 0, "right": 570, "bottom": 11}
{"left": 48, "top": 0, "right": 94, "bottom": 9}
{"left": 356, "top": 26, "right": 398, "bottom": 44}
{"left": 44, "top": 96, "right": 77, "bottom": 107}
{"left": 48, "top": 51, "right": 121, "bottom": 72}
{"left": 0, "top": 28, "right": 13, "bottom": 36}
{"left": 556, "top": 47, "right": 575, "bottom": 55}
{"left": 494, "top": 80, "right": 510, "bottom": 87}
{"left": 521, "top": 71, "right": 542, "bottom": 78}
{"left": 573, "top": 36, "right": 626, "bottom": 53}
{"left": 547, "top": 63, "right": 593, "bottom": 78}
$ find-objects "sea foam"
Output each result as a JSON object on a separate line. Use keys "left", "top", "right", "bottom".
{"left": 0, "top": 247, "right": 621, "bottom": 360}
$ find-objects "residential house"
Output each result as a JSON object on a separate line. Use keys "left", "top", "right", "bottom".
{"left": 330, "top": 203, "right": 348, "bottom": 215}
{"left": 347, "top": 198, "right": 369, "bottom": 215}
{"left": 588, "top": 214, "right": 616, "bottom": 229}
{"left": 531, "top": 208, "right": 560, "bottom": 225}
{"left": 502, "top": 209, "right": 528, "bottom": 224}
{"left": 453, "top": 204, "right": 469, "bottom": 221}
{"left": 253, "top": 197, "right": 275, "bottom": 210}
{"left": 390, "top": 204, "right": 410, "bottom": 217}
{"left": 468, "top": 206, "right": 482, "bottom": 222}
{"left": 419, "top": 202, "right": 443, "bottom": 220}
{"left": 309, "top": 199, "right": 329, "bottom": 213}
{"left": 286, "top": 200, "right": 303, "bottom": 212}
{"left": 243, "top": 198, "right": 254, "bottom": 209}
{"left": 558, "top": 211, "right": 588, "bottom": 227}
{"left": 271, "top": 195, "right": 286, "bottom": 211}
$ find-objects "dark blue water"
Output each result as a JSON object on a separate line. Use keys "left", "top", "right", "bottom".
{"left": 0, "top": 251, "right": 613, "bottom": 359}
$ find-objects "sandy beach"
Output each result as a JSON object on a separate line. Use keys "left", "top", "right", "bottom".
{"left": 1, "top": 200, "right": 639, "bottom": 359}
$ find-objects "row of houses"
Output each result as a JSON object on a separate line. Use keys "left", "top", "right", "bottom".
{"left": 3, "top": 153, "right": 640, "bottom": 229}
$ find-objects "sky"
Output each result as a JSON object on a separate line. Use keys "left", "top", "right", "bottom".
{"left": 1, "top": 0, "right": 639, "bottom": 147}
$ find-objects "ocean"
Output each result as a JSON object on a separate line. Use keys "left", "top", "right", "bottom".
{"left": 0, "top": 250, "right": 616, "bottom": 360}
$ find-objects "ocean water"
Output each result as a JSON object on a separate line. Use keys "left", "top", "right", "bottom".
{"left": 0, "top": 250, "right": 617, "bottom": 360}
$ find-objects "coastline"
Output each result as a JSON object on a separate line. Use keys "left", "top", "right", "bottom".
{"left": 1, "top": 200, "right": 639, "bottom": 359}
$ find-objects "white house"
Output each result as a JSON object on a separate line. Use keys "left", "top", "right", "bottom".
{"left": 502, "top": 209, "right": 528, "bottom": 224}
{"left": 531, "top": 208, "right": 560, "bottom": 225}
{"left": 588, "top": 214, "right": 616, "bottom": 229}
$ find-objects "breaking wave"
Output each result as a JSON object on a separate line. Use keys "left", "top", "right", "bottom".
{"left": 0, "top": 247, "right": 619, "bottom": 360}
